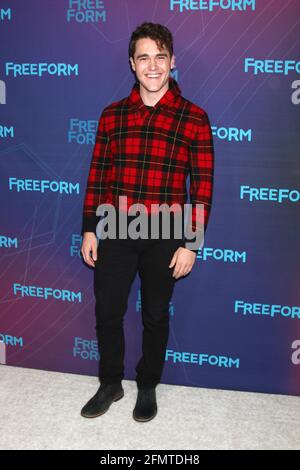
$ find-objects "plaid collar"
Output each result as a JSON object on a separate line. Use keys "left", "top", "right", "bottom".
{"left": 127, "top": 75, "right": 181, "bottom": 112}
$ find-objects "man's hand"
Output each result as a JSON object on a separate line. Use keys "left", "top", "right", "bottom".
{"left": 81, "top": 232, "right": 98, "bottom": 267}
{"left": 169, "top": 247, "right": 196, "bottom": 279}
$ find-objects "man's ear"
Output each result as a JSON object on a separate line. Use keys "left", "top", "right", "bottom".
{"left": 129, "top": 57, "right": 135, "bottom": 72}
{"left": 171, "top": 54, "right": 176, "bottom": 70}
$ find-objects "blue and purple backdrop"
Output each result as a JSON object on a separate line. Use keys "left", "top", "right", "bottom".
{"left": 1, "top": 0, "right": 300, "bottom": 396}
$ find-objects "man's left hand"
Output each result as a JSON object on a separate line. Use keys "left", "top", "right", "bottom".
{"left": 169, "top": 247, "right": 196, "bottom": 279}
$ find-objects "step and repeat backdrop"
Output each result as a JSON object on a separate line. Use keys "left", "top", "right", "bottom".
{"left": 1, "top": 0, "right": 300, "bottom": 396}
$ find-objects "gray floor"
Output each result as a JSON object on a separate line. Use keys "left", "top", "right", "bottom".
{"left": 0, "top": 365, "right": 299, "bottom": 450}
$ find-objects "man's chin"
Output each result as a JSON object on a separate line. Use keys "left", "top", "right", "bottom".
{"left": 139, "top": 78, "right": 168, "bottom": 93}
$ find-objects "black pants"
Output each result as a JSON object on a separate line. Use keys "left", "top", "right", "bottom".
{"left": 93, "top": 211, "right": 185, "bottom": 389}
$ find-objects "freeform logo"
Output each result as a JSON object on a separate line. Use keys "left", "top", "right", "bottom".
{"left": 95, "top": 196, "right": 205, "bottom": 251}
{"left": 165, "top": 349, "right": 240, "bottom": 368}
{"left": 0, "top": 80, "right": 6, "bottom": 104}
{"left": 67, "top": 0, "right": 106, "bottom": 23}
{"left": 0, "top": 333, "right": 23, "bottom": 365}
{"left": 197, "top": 247, "right": 247, "bottom": 263}
{"left": 5, "top": 63, "right": 79, "bottom": 77}
{"left": 70, "top": 234, "right": 82, "bottom": 257}
{"left": 136, "top": 288, "right": 174, "bottom": 316}
{"left": 0, "top": 235, "right": 18, "bottom": 248}
{"left": 73, "top": 337, "right": 100, "bottom": 360}
{"left": 0, "top": 8, "right": 11, "bottom": 20}
{"left": 68, "top": 119, "right": 98, "bottom": 144}
{"left": 170, "top": 0, "right": 256, "bottom": 12}
{"left": 0, "top": 125, "right": 14, "bottom": 138}
{"left": 212, "top": 126, "right": 252, "bottom": 142}
{"left": 9, "top": 177, "right": 80, "bottom": 194}
{"left": 13, "top": 283, "right": 82, "bottom": 303}
{"left": 0, "top": 333, "right": 23, "bottom": 347}
{"left": 245, "top": 58, "right": 300, "bottom": 76}
{"left": 240, "top": 185, "right": 300, "bottom": 203}
{"left": 291, "top": 340, "right": 300, "bottom": 365}
{"left": 235, "top": 300, "right": 300, "bottom": 320}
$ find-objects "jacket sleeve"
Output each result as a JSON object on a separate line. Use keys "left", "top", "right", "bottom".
{"left": 184, "top": 110, "right": 215, "bottom": 253}
{"left": 81, "top": 109, "right": 113, "bottom": 236}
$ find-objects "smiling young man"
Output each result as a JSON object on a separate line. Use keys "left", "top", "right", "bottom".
{"left": 80, "top": 22, "right": 214, "bottom": 422}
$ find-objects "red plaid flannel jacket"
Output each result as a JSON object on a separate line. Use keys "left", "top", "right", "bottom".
{"left": 82, "top": 76, "right": 214, "bottom": 252}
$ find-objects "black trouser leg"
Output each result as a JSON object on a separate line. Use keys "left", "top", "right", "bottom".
{"left": 135, "top": 237, "right": 183, "bottom": 389}
{"left": 94, "top": 238, "right": 139, "bottom": 385}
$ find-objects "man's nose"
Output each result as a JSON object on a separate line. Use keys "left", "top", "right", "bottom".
{"left": 149, "top": 59, "right": 159, "bottom": 69}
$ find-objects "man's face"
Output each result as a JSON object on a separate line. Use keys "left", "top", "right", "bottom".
{"left": 129, "top": 37, "right": 175, "bottom": 94}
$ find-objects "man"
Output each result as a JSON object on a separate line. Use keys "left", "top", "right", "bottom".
{"left": 80, "top": 22, "right": 214, "bottom": 422}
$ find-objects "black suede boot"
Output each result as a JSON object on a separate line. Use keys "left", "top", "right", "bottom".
{"left": 81, "top": 383, "right": 124, "bottom": 418}
{"left": 133, "top": 387, "right": 157, "bottom": 422}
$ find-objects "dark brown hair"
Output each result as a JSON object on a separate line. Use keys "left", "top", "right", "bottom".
{"left": 129, "top": 22, "right": 173, "bottom": 60}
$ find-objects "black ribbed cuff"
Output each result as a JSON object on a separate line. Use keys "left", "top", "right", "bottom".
{"left": 81, "top": 216, "right": 100, "bottom": 237}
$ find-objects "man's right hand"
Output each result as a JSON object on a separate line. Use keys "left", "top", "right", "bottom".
{"left": 81, "top": 232, "right": 98, "bottom": 267}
